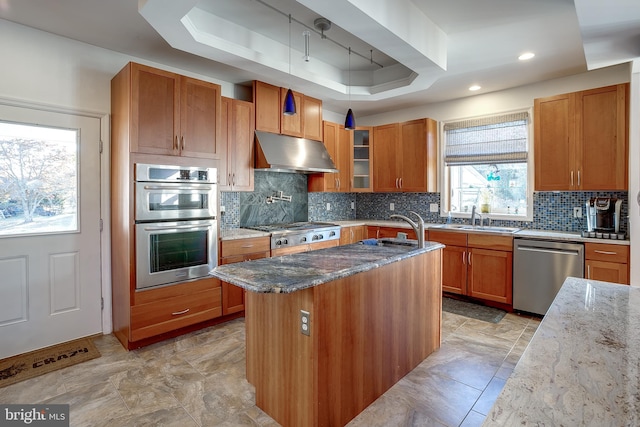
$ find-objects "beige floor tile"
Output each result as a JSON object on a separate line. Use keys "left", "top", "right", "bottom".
{"left": 0, "top": 307, "right": 532, "bottom": 427}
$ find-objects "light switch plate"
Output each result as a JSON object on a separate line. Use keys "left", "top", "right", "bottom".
{"left": 429, "top": 203, "right": 438, "bottom": 212}
{"left": 390, "top": 203, "right": 395, "bottom": 211}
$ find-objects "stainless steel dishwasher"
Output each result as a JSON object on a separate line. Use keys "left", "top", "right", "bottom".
{"left": 513, "top": 238, "right": 584, "bottom": 315}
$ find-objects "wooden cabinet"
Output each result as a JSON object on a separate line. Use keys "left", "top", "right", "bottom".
{"left": 430, "top": 230, "right": 513, "bottom": 304}
{"left": 352, "top": 127, "right": 373, "bottom": 191}
{"left": 254, "top": 80, "right": 281, "bottom": 134}
{"left": 585, "top": 242, "right": 629, "bottom": 285}
{"left": 308, "top": 121, "right": 351, "bottom": 192}
{"left": 127, "top": 62, "right": 221, "bottom": 159}
{"left": 130, "top": 278, "right": 222, "bottom": 342}
{"left": 253, "top": 80, "right": 323, "bottom": 141}
{"left": 111, "top": 62, "right": 225, "bottom": 351}
{"left": 534, "top": 84, "right": 628, "bottom": 191}
{"left": 467, "top": 234, "right": 513, "bottom": 304}
{"left": 219, "top": 97, "right": 255, "bottom": 191}
{"left": 366, "top": 226, "right": 418, "bottom": 240}
{"left": 373, "top": 118, "right": 437, "bottom": 192}
{"left": 303, "top": 96, "right": 323, "bottom": 141}
{"left": 281, "top": 88, "right": 304, "bottom": 138}
{"left": 271, "top": 239, "right": 339, "bottom": 257}
{"left": 220, "top": 236, "right": 271, "bottom": 315}
{"left": 339, "top": 225, "right": 366, "bottom": 245}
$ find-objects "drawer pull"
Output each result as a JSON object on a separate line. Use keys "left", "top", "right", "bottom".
{"left": 241, "top": 245, "right": 255, "bottom": 248}
{"left": 172, "top": 308, "right": 190, "bottom": 316}
{"left": 594, "top": 250, "right": 617, "bottom": 255}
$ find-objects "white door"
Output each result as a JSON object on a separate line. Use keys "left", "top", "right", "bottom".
{"left": 0, "top": 105, "right": 102, "bottom": 359}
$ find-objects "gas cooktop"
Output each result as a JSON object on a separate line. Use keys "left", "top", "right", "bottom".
{"left": 244, "top": 222, "right": 341, "bottom": 249}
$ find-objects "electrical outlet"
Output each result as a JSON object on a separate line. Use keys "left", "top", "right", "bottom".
{"left": 351, "top": 201, "right": 355, "bottom": 210}
{"left": 390, "top": 203, "right": 395, "bottom": 211}
{"left": 326, "top": 202, "right": 331, "bottom": 211}
{"left": 573, "top": 207, "right": 582, "bottom": 218}
{"left": 220, "top": 205, "right": 226, "bottom": 213}
{"left": 300, "top": 310, "right": 310, "bottom": 336}
{"left": 429, "top": 203, "right": 438, "bottom": 213}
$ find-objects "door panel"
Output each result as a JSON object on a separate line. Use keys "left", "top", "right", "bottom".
{"left": 0, "top": 105, "right": 102, "bottom": 359}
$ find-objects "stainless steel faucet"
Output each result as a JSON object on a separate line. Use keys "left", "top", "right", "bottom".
{"left": 389, "top": 211, "right": 426, "bottom": 248}
{"left": 470, "top": 205, "right": 482, "bottom": 227}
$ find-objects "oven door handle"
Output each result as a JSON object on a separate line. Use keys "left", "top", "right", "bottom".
{"left": 142, "top": 184, "right": 213, "bottom": 191}
{"left": 141, "top": 224, "right": 211, "bottom": 232}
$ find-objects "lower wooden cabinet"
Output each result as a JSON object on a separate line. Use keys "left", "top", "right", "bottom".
{"left": 430, "top": 230, "right": 513, "bottom": 305}
{"left": 366, "top": 226, "right": 417, "bottom": 240}
{"left": 585, "top": 242, "right": 629, "bottom": 284}
{"left": 219, "top": 236, "right": 271, "bottom": 315}
{"left": 130, "top": 278, "right": 222, "bottom": 342}
{"left": 339, "top": 225, "right": 366, "bottom": 245}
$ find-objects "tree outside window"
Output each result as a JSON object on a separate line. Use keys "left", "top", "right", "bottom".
{"left": 0, "top": 121, "right": 78, "bottom": 236}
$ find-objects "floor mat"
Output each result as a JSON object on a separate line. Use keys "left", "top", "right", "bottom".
{"left": 0, "top": 337, "right": 100, "bottom": 388}
{"left": 442, "top": 297, "right": 507, "bottom": 323}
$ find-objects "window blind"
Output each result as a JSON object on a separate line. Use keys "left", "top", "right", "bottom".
{"left": 444, "top": 112, "right": 529, "bottom": 165}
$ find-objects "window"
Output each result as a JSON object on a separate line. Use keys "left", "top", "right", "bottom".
{"left": 0, "top": 121, "right": 78, "bottom": 237}
{"left": 443, "top": 111, "right": 531, "bottom": 219}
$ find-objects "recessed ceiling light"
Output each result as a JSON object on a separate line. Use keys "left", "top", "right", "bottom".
{"left": 469, "top": 85, "right": 481, "bottom": 91}
{"left": 519, "top": 52, "right": 535, "bottom": 61}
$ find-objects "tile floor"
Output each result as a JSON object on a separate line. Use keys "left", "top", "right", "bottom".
{"left": 0, "top": 310, "right": 540, "bottom": 427}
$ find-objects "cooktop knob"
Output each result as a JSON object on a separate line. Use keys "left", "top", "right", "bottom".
{"left": 275, "top": 240, "right": 282, "bottom": 246}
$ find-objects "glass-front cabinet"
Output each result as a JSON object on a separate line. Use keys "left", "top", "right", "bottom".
{"left": 352, "top": 127, "right": 373, "bottom": 191}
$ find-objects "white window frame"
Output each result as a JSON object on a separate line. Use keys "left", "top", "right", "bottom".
{"left": 439, "top": 108, "right": 534, "bottom": 222}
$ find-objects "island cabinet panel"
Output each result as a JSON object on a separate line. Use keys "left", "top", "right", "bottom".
{"left": 245, "top": 288, "right": 315, "bottom": 427}
{"left": 245, "top": 249, "right": 442, "bottom": 427}
{"left": 366, "top": 226, "right": 417, "bottom": 240}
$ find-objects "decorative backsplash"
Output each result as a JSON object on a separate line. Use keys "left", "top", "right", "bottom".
{"left": 220, "top": 174, "right": 628, "bottom": 236}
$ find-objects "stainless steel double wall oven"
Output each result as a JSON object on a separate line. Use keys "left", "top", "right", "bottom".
{"left": 134, "top": 163, "right": 217, "bottom": 289}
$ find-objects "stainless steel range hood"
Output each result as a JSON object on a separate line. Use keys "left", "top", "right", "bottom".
{"left": 254, "top": 131, "right": 338, "bottom": 174}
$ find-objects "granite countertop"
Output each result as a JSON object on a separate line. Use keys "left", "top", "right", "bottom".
{"left": 210, "top": 240, "right": 444, "bottom": 293}
{"left": 219, "top": 221, "right": 629, "bottom": 245}
{"left": 484, "top": 277, "right": 640, "bottom": 426}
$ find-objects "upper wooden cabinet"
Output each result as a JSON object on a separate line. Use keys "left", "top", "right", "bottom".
{"left": 219, "top": 97, "right": 255, "bottom": 191}
{"left": 254, "top": 81, "right": 281, "bottom": 134}
{"left": 302, "top": 96, "right": 323, "bottom": 141}
{"left": 126, "top": 62, "right": 221, "bottom": 159}
{"left": 253, "top": 81, "right": 323, "bottom": 141}
{"left": 308, "top": 121, "right": 351, "bottom": 192}
{"left": 281, "top": 88, "right": 304, "bottom": 138}
{"left": 373, "top": 118, "right": 438, "bottom": 192}
{"left": 534, "top": 84, "right": 628, "bottom": 191}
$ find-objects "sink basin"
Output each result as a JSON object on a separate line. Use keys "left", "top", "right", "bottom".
{"left": 375, "top": 238, "right": 418, "bottom": 247}
{"left": 430, "top": 224, "right": 520, "bottom": 234}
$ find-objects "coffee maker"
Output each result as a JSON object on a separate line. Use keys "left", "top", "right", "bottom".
{"left": 587, "top": 197, "right": 622, "bottom": 233}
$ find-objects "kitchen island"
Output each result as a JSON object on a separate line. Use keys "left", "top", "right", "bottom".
{"left": 484, "top": 277, "right": 640, "bottom": 426}
{"left": 211, "top": 239, "right": 444, "bottom": 427}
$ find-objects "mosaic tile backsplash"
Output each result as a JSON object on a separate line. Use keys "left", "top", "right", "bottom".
{"left": 220, "top": 173, "right": 628, "bottom": 236}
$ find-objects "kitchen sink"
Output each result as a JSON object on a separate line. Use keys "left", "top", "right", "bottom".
{"left": 430, "top": 224, "right": 520, "bottom": 234}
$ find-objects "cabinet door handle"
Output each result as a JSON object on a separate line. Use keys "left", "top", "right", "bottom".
{"left": 587, "top": 265, "right": 591, "bottom": 279}
{"left": 594, "top": 250, "right": 617, "bottom": 255}
{"left": 232, "top": 173, "right": 236, "bottom": 186}
{"left": 577, "top": 170, "right": 581, "bottom": 187}
{"left": 172, "top": 308, "right": 190, "bottom": 316}
{"left": 173, "top": 135, "right": 179, "bottom": 151}
{"left": 180, "top": 136, "right": 185, "bottom": 151}
{"left": 228, "top": 173, "right": 232, "bottom": 186}
{"left": 462, "top": 251, "right": 466, "bottom": 265}
{"left": 570, "top": 171, "right": 574, "bottom": 187}
{"left": 468, "top": 251, "right": 472, "bottom": 265}
{"left": 399, "top": 178, "right": 403, "bottom": 188}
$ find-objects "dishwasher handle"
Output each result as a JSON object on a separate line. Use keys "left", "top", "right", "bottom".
{"left": 516, "top": 245, "right": 582, "bottom": 256}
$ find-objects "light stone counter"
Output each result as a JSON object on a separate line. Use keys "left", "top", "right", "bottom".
{"left": 484, "top": 277, "right": 640, "bottom": 426}
{"left": 219, "top": 228, "right": 270, "bottom": 240}
{"left": 515, "top": 229, "right": 630, "bottom": 245}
